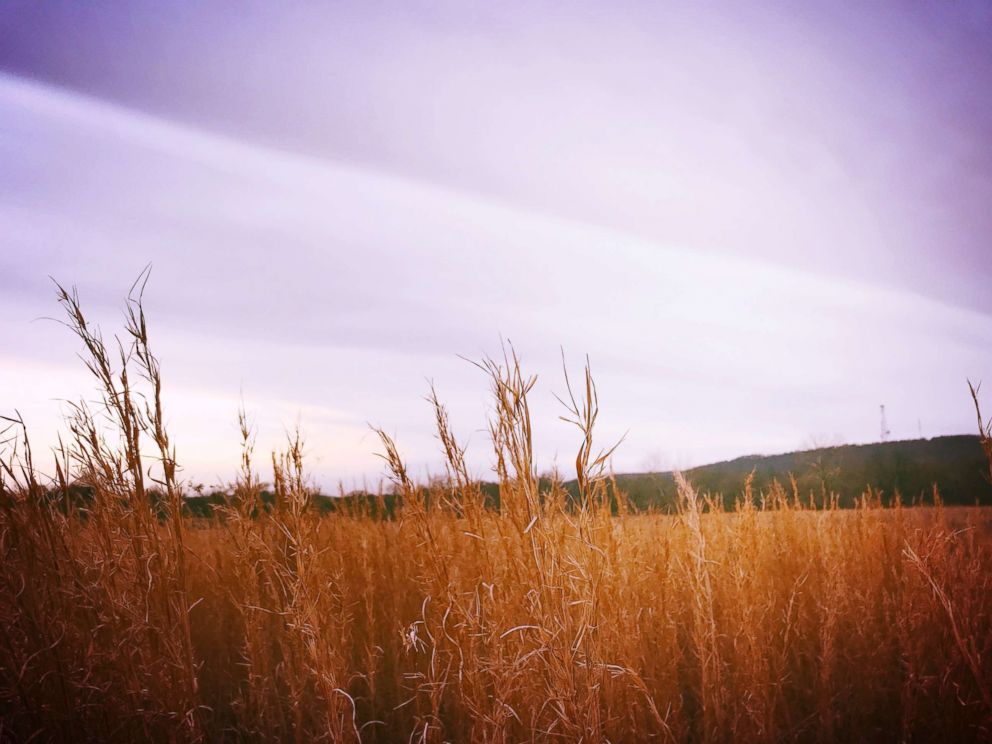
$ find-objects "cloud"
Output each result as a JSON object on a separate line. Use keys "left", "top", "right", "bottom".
{"left": 2, "top": 74, "right": 991, "bottom": 486}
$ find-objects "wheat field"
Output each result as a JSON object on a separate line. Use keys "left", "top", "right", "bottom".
{"left": 2, "top": 286, "right": 991, "bottom": 743}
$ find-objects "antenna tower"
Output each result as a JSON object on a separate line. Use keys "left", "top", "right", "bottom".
{"left": 880, "top": 404, "right": 890, "bottom": 442}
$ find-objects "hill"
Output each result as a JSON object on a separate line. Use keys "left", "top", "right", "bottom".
{"left": 180, "top": 435, "right": 991, "bottom": 517}
{"left": 613, "top": 434, "right": 992, "bottom": 510}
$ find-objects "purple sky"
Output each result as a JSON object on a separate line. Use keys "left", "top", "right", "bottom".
{"left": 2, "top": 2, "right": 991, "bottom": 488}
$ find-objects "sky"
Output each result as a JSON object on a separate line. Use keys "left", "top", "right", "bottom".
{"left": 1, "top": 1, "right": 991, "bottom": 490}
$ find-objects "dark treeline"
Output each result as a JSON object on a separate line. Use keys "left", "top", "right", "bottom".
{"left": 141, "top": 434, "right": 989, "bottom": 518}
{"left": 39, "top": 434, "right": 987, "bottom": 519}
{"left": 617, "top": 434, "right": 992, "bottom": 511}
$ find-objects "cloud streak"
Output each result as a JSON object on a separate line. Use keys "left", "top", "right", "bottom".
{"left": 2, "top": 72, "right": 990, "bottom": 487}
{"left": 3, "top": 1, "right": 991, "bottom": 313}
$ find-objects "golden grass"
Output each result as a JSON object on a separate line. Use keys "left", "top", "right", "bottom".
{"left": 1, "top": 283, "right": 991, "bottom": 742}
{"left": 969, "top": 380, "right": 992, "bottom": 487}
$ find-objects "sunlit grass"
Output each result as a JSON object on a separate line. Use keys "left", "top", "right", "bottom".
{"left": 1, "top": 282, "right": 991, "bottom": 742}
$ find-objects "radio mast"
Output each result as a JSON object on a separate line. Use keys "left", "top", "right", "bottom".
{"left": 880, "top": 404, "right": 890, "bottom": 442}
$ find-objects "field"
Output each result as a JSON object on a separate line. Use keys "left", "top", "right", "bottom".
{"left": 2, "top": 287, "right": 992, "bottom": 742}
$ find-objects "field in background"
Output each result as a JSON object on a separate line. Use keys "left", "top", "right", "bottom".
{"left": 2, "top": 284, "right": 991, "bottom": 742}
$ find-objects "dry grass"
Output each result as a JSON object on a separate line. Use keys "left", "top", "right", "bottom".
{"left": 2, "top": 284, "right": 992, "bottom": 742}
{"left": 969, "top": 380, "right": 992, "bottom": 487}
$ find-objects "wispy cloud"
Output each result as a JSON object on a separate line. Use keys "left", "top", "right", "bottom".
{"left": 2, "top": 73, "right": 990, "bottom": 486}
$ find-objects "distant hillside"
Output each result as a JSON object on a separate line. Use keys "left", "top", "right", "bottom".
{"left": 612, "top": 435, "right": 992, "bottom": 510}
{"left": 181, "top": 435, "right": 991, "bottom": 517}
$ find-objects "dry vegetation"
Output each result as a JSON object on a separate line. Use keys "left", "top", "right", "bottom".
{"left": 2, "top": 283, "right": 992, "bottom": 742}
